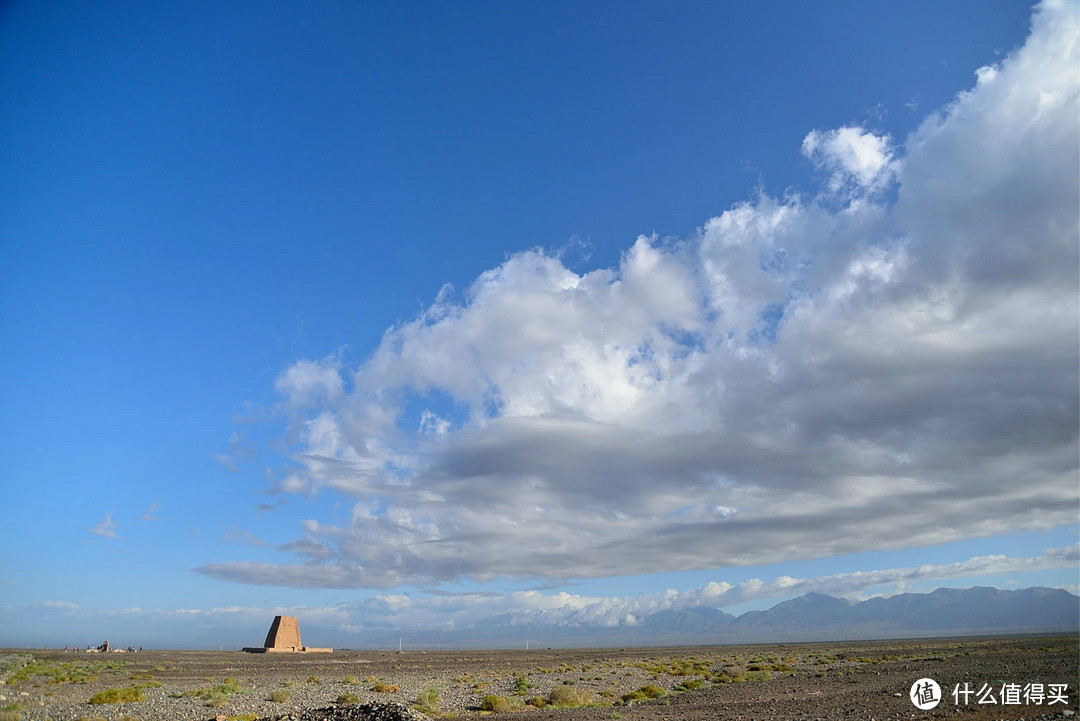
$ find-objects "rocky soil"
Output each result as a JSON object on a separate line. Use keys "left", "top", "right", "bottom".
{"left": 1, "top": 635, "right": 1075, "bottom": 721}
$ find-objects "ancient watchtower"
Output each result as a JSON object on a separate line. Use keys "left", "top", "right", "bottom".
{"left": 242, "top": 615, "right": 332, "bottom": 653}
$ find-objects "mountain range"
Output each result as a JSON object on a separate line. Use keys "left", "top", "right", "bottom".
{"left": 355, "top": 586, "right": 1079, "bottom": 649}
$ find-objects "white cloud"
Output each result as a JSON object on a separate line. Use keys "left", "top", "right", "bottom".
{"left": 802, "top": 125, "right": 895, "bottom": 193}
{"left": 222, "top": 526, "right": 268, "bottom": 548}
{"left": 89, "top": 511, "right": 119, "bottom": 540}
{"left": 42, "top": 600, "right": 80, "bottom": 610}
{"left": 13, "top": 546, "right": 1077, "bottom": 646}
{"left": 202, "top": 0, "right": 1079, "bottom": 590}
{"left": 274, "top": 356, "right": 345, "bottom": 411}
{"left": 204, "top": 545, "right": 1079, "bottom": 634}
{"left": 139, "top": 500, "right": 160, "bottom": 521}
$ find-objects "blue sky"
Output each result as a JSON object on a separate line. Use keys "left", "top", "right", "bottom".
{"left": 1, "top": 0, "right": 1077, "bottom": 649}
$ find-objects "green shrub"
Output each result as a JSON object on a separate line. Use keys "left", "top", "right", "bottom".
{"left": 269, "top": 690, "right": 290, "bottom": 703}
{"left": 620, "top": 684, "right": 666, "bottom": 703}
{"left": 205, "top": 692, "right": 229, "bottom": 708}
{"left": 513, "top": 674, "right": 533, "bottom": 695}
{"left": 336, "top": 692, "right": 360, "bottom": 704}
{"left": 547, "top": 685, "right": 594, "bottom": 707}
{"left": 715, "top": 668, "right": 748, "bottom": 684}
{"left": 372, "top": 681, "right": 399, "bottom": 693}
{"left": 89, "top": 686, "right": 144, "bottom": 704}
{"left": 480, "top": 694, "right": 512, "bottom": 712}
{"left": 415, "top": 688, "right": 440, "bottom": 714}
{"left": 674, "top": 679, "right": 704, "bottom": 691}
{"left": 171, "top": 680, "right": 246, "bottom": 707}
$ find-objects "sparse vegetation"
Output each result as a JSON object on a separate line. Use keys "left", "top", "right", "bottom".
{"left": 15, "top": 635, "right": 1079, "bottom": 719}
{"left": 674, "top": 678, "right": 705, "bottom": 691}
{"left": 414, "top": 688, "right": 440, "bottom": 714}
{"left": 480, "top": 694, "right": 523, "bottom": 712}
{"left": 621, "top": 684, "right": 665, "bottom": 703}
{"left": 7, "top": 657, "right": 125, "bottom": 686}
{"left": 89, "top": 686, "right": 144, "bottom": 704}
{"left": 547, "top": 685, "right": 594, "bottom": 708}
{"left": 171, "top": 679, "right": 245, "bottom": 707}
{"left": 512, "top": 673, "right": 534, "bottom": 695}
{"left": 715, "top": 667, "right": 749, "bottom": 684}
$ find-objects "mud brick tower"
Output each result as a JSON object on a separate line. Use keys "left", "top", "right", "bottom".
{"left": 242, "top": 615, "right": 332, "bottom": 653}
{"left": 264, "top": 615, "right": 302, "bottom": 650}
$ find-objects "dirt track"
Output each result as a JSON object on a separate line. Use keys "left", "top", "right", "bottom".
{"left": 2, "top": 635, "right": 1076, "bottom": 720}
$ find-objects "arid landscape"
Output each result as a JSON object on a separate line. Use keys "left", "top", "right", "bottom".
{"left": 2, "top": 635, "right": 1076, "bottom": 721}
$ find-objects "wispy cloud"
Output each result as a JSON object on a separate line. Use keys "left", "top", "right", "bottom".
{"left": 42, "top": 600, "right": 80, "bottom": 610}
{"left": 222, "top": 526, "right": 267, "bottom": 548}
{"left": 201, "top": 0, "right": 1079, "bottom": 590}
{"left": 139, "top": 500, "right": 160, "bottom": 521}
{"left": 89, "top": 511, "right": 120, "bottom": 540}
{"left": 215, "top": 431, "right": 258, "bottom": 472}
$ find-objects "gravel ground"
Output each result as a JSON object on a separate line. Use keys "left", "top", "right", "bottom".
{"left": 1, "top": 635, "right": 1076, "bottom": 721}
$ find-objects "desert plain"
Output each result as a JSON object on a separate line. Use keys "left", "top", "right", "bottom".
{"left": 1, "top": 635, "right": 1076, "bottom": 721}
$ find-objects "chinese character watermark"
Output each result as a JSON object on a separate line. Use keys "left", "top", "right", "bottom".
{"left": 940, "top": 681, "right": 1070, "bottom": 707}
{"left": 910, "top": 678, "right": 941, "bottom": 710}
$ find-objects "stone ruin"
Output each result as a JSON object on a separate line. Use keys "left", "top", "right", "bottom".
{"left": 242, "top": 615, "right": 332, "bottom": 653}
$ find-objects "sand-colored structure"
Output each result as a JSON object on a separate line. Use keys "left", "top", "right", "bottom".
{"left": 242, "top": 615, "right": 332, "bottom": 653}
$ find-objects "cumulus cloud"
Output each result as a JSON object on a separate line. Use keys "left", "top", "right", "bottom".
{"left": 802, "top": 125, "right": 895, "bottom": 193}
{"left": 200, "top": 0, "right": 1079, "bottom": 590}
